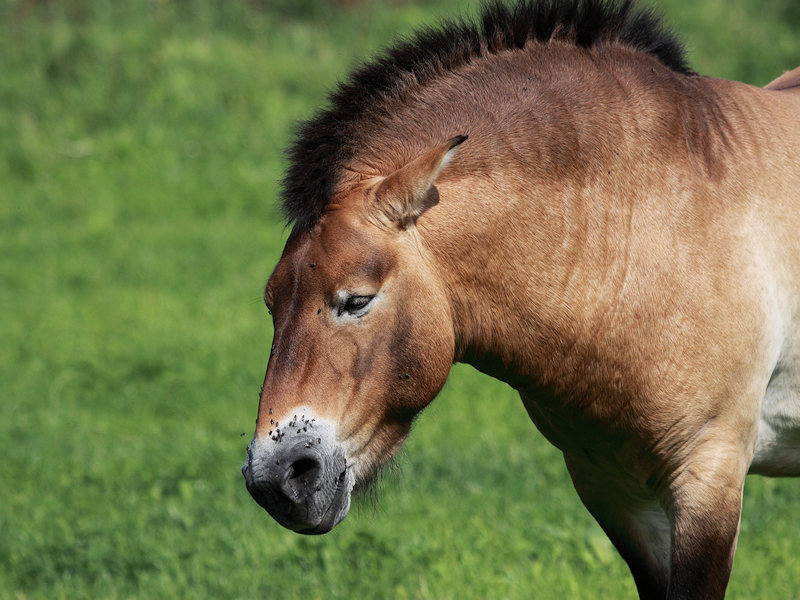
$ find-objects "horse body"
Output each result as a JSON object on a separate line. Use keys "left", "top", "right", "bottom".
{"left": 242, "top": 2, "right": 800, "bottom": 597}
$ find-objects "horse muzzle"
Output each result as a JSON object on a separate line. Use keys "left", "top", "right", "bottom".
{"left": 242, "top": 415, "right": 354, "bottom": 534}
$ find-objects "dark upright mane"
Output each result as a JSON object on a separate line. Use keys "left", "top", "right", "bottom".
{"left": 280, "top": 0, "right": 693, "bottom": 232}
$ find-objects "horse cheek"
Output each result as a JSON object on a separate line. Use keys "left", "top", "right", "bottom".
{"left": 389, "top": 309, "right": 452, "bottom": 420}
{"left": 326, "top": 328, "right": 358, "bottom": 377}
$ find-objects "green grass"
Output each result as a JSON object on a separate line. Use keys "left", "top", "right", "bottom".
{"left": 1, "top": 0, "right": 799, "bottom": 598}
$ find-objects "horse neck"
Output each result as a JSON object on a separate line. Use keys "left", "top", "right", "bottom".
{"left": 422, "top": 168, "right": 638, "bottom": 388}
{"left": 367, "top": 47, "right": 758, "bottom": 389}
{"left": 418, "top": 89, "right": 735, "bottom": 388}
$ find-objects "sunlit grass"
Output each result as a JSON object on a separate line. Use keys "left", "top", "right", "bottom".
{"left": 1, "top": 1, "right": 799, "bottom": 598}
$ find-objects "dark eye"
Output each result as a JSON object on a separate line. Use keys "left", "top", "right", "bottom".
{"left": 338, "top": 295, "right": 375, "bottom": 317}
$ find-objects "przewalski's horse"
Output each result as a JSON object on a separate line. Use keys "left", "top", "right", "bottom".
{"left": 242, "top": 0, "right": 800, "bottom": 597}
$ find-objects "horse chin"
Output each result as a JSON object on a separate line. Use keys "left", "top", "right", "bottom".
{"left": 246, "top": 462, "right": 354, "bottom": 535}
{"left": 295, "top": 468, "right": 354, "bottom": 535}
{"left": 294, "top": 451, "right": 398, "bottom": 534}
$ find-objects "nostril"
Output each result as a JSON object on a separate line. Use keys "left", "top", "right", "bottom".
{"left": 282, "top": 456, "right": 323, "bottom": 498}
{"left": 289, "top": 457, "right": 319, "bottom": 481}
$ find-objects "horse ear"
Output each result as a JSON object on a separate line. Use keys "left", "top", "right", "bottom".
{"left": 372, "top": 135, "right": 467, "bottom": 228}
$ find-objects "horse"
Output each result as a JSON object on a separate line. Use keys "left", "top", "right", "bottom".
{"left": 241, "top": 0, "right": 800, "bottom": 597}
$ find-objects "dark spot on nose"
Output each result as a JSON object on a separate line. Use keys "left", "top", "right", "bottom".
{"left": 282, "top": 456, "right": 323, "bottom": 499}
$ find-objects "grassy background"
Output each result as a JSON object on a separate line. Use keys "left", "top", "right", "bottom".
{"left": 1, "top": 0, "right": 799, "bottom": 598}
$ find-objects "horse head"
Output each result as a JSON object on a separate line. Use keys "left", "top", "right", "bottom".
{"left": 242, "top": 136, "right": 466, "bottom": 533}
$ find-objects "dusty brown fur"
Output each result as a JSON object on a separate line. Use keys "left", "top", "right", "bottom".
{"left": 243, "top": 2, "right": 800, "bottom": 598}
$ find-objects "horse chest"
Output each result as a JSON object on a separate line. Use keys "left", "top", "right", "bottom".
{"left": 518, "top": 389, "right": 652, "bottom": 480}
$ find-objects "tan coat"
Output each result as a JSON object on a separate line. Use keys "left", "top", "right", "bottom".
{"left": 243, "top": 2, "right": 800, "bottom": 598}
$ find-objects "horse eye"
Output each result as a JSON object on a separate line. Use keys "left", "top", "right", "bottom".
{"left": 339, "top": 295, "right": 375, "bottom": 316}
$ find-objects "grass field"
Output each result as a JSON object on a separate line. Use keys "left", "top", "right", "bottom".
{"left": 1, "top": 0, "right": 799, "bottom": 598}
